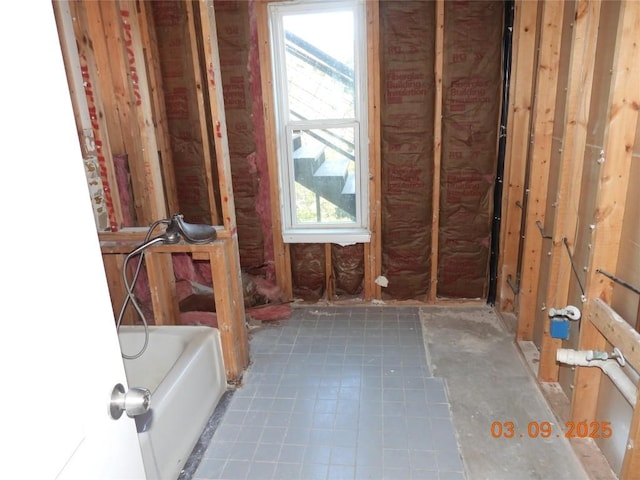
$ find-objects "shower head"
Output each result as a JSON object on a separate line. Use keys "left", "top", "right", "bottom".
{"left": 163, "top": 214, "right": 217, "bottom": 245}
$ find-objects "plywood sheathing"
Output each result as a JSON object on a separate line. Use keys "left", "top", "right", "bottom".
{"left": 380, "top": 0, "right": 435, "bottom": 301}
{"left": 438, "top": 0, "right": 503, "bottom": 299}
{"left": 496, "top": 0, "right": 539, "bottom": 312}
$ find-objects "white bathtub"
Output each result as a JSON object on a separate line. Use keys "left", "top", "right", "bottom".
{"left": 119, "top": 326, "right": 227, "bottom": 480}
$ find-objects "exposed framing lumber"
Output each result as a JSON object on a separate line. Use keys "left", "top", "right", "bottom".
{"left": 516, "top": 0, "right": 564, "bottom": 341}
{"left": 101, "top": 253, "right": 136, "bottom": 325}
{"left": 325, "top": 244, "right": 334, "bottom": 301}
{"left": 223, "top": 238, "right": 249, "bottom": 370}
{"left": 429, "top": 0, "right": 444, "bottom": 303}
{"left": 589, "top": 298, "right": 640, "bottom": 373}
{"left": 54, "top": 1, "right": 113, "bottom": 232}
{"left": 64, "top": 0, "right": 124, "bottom": 230}
{"left": 571, "top": 0, "right": 640, "bottom": 436}
{"left": 101, "top": 239, "right": 248, "bottom": 381}
{"left": 199, "top": 0, "right": 249, "bottom": 375}
{"left": 198, "top": 0, "right": 238, "bottom": 232}
{"left": 118, "top": 1, "right": 167, "bottom": 222}
{"left": 185, "top": 0, "right": 221, "bottom": 225}
{"left": 85, "top": 0, "right": 149, "bottom": 224}
{"left": 587, "top": 299, "right": 640, "bottom": 478}
{"left": 538, "top": 0, "right": 601, "bottom": 381}
{"left": 145, "top": 252, "right": 179, "bottom": 325}
{"left": 137, "top": 0, "right": 180, "bottom": 216}
{"left": 365, "top": 0, "right": 381, "bottom": 300}
{"left": 207, "top": 243, "right": 246, "bottom": 382}
{"left": 497, "top": 0, "right": 539, "bottom": 312}
{"left": 255, "top": 0, "right": 292, "bottom": 299}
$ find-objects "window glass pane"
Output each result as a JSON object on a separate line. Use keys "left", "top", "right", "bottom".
{"left": 292, "top": 128, "right": 356, "bottom": 224}
{"left": 283, "top": 10, "right": 355, "bottom": 121}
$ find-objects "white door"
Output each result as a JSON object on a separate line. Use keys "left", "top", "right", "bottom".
{"left": 0, "top": 3, "right": 146, "bottom": 479}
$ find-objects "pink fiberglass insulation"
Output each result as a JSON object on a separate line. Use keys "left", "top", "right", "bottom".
{"left": 248, "top": 0, "right": 275, "bottom": 282}
{"left": 180, "top": 311, "right": 218, "bottom": 328}
{"left": 247, "top": 304, "right": 292, "bottom": 322}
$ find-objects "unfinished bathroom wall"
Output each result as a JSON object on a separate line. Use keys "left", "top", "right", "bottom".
{"left": 437, "top": 0, "right": 503, "bottom": 299}
{"left": 216, "top": 0, "right": 269, "bottom": 271}
{"left": 150, "top": 1, "right": 215, "bottom": 225}
{"left": 531, "top": 0, "right": 575, "bottom": 349}
{"left": 501, "top": 1, "right": 640, "bottom": 476}
{"left": 557, "top": 0, "right": 621, "bottom": 397}
{"left": 380, "top": 0, "right": 435, "bottom": 301}
{"left": 594, "top": 41, "right": 640, "bottom": 475}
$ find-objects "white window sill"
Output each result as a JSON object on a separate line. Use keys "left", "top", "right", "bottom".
{"left": 282, "top": 227, "right": 370, "bottom": 244}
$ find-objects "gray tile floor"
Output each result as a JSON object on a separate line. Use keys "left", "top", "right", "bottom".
{"left": 192, "top": 306, "right": 465, "bottom": 480}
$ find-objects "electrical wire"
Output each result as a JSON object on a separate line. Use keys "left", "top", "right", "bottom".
{"left": 116, "top": 219, "right": 169, "bottom": 359}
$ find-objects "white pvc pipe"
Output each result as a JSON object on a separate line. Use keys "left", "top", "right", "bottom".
{"left": 557, "top": 349, "right": 638, "bottom": 407}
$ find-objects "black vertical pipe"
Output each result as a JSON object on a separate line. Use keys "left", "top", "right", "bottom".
{"left": 488, "top": 0, "right": 514, "bottom": 305}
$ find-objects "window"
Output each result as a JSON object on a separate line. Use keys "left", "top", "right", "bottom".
{"left": 269, "top": 0, "right": 369, "bottom": 243}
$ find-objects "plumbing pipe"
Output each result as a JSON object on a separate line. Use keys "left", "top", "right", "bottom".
{"left": 548, "top": 305, "right": 581, "bottom": 321}
{"left": 556, "top": 349, "right": 637, "bottom": 407}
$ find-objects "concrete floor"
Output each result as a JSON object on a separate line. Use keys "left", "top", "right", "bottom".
{"left": 421, "top": 305, "right": 589, "bottom": 480}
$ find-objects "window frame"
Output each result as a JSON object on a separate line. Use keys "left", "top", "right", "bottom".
{"left": 269, "top": 0, "right": 370, "bottom": 244}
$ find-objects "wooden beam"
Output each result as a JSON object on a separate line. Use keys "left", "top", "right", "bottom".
{"left": 589, "top": 298, "right": 640, "bottom": 373}
{"left": 137, "top": 0, "right": 180, "bottom": 216}
{"left": 538, "top": 0, "right": 601, "bottom": 382}
{"left": 587, "top": 298, "right": 640, "bottom": 479}
{"left": 118, "top": 1, "right": 167, "bottom": 222}
{"left": 185, "top": 1, "right": 221, "bottom": 225}
{"left": 255, "top": 0, "right": 292, "bottom": 299}
{"left": 571, "top": 0, "right": 640, "bottom": 428}
{"left": 497, "top": 0, "right": 539, "bottom": 312}
{"left": 429, "top": 0, "right": 444, "bottom": 303}
{"left": 198, "top": 0, "right": 249, "bottom": 378}
{"left": 365, "top": 0, "right": 382, "bottom": 300}
{"left": 54, "top": 1, "right": 113, "bottom": 232}
{"left": 86, "top": 0, "right": 147, "bottom": 223}
{"left": 67, "top": 1, "right": 124, "bottom": 230}
{"left": 209, "top": 243, "right": 246, "bottom": 382}
{"left": 198, "top": 0, "right": 236, "bottom": 232}
{"left": 225, "top": 238, "right": 249, "bottom": 370}
{"left": 516, "top": 0, "right": 564, "bottom": 341}
{"left": 145, "top": 252, "right": 179, "bottom": 325}
{"left": 101, "top": 253, "right": 136, "bottom": 325}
